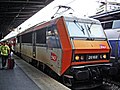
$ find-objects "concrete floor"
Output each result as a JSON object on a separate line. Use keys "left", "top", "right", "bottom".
{"left": 0, "top": 58, "right": 40, "bottom": 90}
{"left": 0, "top": 54, "right": 70, "bottom": 90}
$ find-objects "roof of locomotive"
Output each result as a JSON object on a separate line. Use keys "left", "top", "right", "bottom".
{"left": 63, "top": 16, "right": 101, "bottom": 24}
{"left": 16, "top": 15, "right": 101, "bottom": 36}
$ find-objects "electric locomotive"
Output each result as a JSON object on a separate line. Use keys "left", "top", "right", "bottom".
{"left": 14, "top": 16, "right": 115, "bottom": 89}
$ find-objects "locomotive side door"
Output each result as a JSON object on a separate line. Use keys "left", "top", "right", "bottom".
{"left": 32, "top": 32, "right": 36, "bottom": 58}
{"left": 46, "top": 25, "right": 62, "bottom": 74}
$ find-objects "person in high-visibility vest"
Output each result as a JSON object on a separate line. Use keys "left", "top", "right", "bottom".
{"left": 0, "top": 41, "right": 10, "bottom": 69}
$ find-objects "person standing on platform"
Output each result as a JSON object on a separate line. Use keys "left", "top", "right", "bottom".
{"left": 0, "top": 41, "right": 10, "bottom": 69}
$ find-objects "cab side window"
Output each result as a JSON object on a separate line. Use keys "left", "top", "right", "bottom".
{"left": 46, "top": 26, "right": 61, "bottom": 48}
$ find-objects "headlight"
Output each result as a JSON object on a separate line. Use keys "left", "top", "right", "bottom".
{"left": 100, "top": 55, "right": 103, "bottom": 59}
{"left": 103, "top": 54, "right": 106, "bottom": 59}
{"left": 100, "top": 54, "right": 106, "bottom": 59}
{"left": 74, "top": 55, "right": 85, "bottom": 61}
{"left": 75, "top": 55, "right": 80, "bottom": 61}
{"left": 80, "top": 56, "right": 84, "bottom": 60}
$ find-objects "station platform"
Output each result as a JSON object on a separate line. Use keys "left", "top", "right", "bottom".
{"left": 0, "top": 54, "right": 70, "bottom": 90}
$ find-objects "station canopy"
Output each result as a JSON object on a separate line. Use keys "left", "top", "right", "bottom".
{"left": 0, "top": 0, "right": 54, "bottom": 39}
{"left": 90, "top": 9, "right": 120, "bottom": 22}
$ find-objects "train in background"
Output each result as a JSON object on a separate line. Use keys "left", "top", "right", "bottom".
{"left": 101, "top": 20, "right": 120, "bottom": 81}
{"left": 3, "top": 16, "right": 118, "bottom": 89}
{"left": 102, "top": 20, "right": 120, "bottom": 60}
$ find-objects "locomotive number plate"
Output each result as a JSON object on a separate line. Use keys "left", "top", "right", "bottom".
{"left": 87, "top": 55, "right": 98, "bottom": 60}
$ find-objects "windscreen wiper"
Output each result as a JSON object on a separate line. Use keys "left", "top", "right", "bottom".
{"left": 86, "top": 23, "right": 93, "bottom": 34}
{"left": 73, "top": 20, "right": 85, "bottom": 35}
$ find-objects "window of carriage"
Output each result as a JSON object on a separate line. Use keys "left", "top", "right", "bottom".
{"left": 36, "top": 28, "right": 46, "bottom": 44}
{"left": 17, "top": 36, "right": 20, "bottom": 43}
{"left": 46, "top": 25, "right": 61, "bottom": 48}
{"left": 112, "top": 20, "right": 120, "bottom": 29}
{"left": 101, "top": 21, "right": 113, "bottom": 29}
{"left": 21, "top": 32, "right": 32, "bottom": 43}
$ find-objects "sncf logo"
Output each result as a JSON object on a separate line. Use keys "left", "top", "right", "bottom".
{"left": 100, "top": 44, "right": 107, "bottom": 49}
{"left": 51, "top": 52, "right": 57, "bottom": 61}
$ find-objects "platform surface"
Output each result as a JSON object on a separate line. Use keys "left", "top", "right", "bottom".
{"left": 0, "top": 54, "right": 70, "bottom": 90}
{"left": 0, "top": 59, "right": 40, "bottom": 90}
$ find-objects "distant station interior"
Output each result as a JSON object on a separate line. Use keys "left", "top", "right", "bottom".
{"left": 0, "top": 0, "right": 69, "bottom": 90}
{"left": 1, "top": 0, "right": 120, "bottom": 90}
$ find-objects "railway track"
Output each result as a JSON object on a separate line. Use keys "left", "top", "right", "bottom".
{"left": 30, "top": 61, "right": 120, "bottom": 90}
{"left": 32, "top": 63, "right": 120, "bottom": 90}
{"left": 102, "top": 78, "right": 120, "bottom": 90}
{"left": 89, "top": 78, "right": 120, "bottom": 90}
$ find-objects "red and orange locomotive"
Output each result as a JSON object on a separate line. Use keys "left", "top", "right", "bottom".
{"left": 8, "top": 16, "right": 117, "bottom": 89}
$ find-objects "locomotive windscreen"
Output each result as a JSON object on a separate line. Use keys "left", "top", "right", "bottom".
{"left": 65, "top": 18, "right": 106, "bottom": 40}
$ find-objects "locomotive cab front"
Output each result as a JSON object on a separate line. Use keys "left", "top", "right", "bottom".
{"left": 55, "top": 16, "right": 115, "bottom": 89}
{"left": 14, "top": 16, "right": 117, "bottom": 89}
